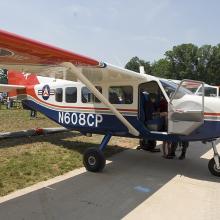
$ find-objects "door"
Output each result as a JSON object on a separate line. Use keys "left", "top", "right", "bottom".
{"left": 168, "top": 80, "right": 205, "bottom": 135}
{"left": 139, "top": 81, "right": 166, "bottom": 132}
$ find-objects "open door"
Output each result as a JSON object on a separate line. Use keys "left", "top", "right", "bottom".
{"left": 168, "top": 80, "right": 205, "bottom": 135}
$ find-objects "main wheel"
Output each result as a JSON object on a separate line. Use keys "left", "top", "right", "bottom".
{"left": 208, "top": 157, "right": 220, "bottom": 177}
{"left": 83, "top": 148, "right": 106, "bottom": 172}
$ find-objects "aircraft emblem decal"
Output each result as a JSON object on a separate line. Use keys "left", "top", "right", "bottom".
{"left": 38, "top": 85, "right": 54, "bottom": 100}
{"left": 22, "top": 72, "right": 31, "bottom": 80}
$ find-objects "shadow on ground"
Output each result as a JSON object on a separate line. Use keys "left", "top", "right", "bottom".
{"left": 0, "top": 131, "right": 125, "bottom": 157}
{"left": 0, "top": 138, "right": 219, "bottom": 220}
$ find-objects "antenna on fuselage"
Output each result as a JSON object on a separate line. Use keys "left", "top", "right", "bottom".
{"left": 139, "top": 66, "right": 145, "bottom": 75}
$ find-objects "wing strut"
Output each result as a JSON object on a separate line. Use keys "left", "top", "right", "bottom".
{"left": 62, "top": 62, "right": 139, "bottom": 137}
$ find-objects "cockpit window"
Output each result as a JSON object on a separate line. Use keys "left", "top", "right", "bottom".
{"left": 160, "top": 80, "right": 192, "bottom": 99}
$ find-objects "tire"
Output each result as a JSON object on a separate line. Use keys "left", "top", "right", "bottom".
{"left": 83, "top": 148, "right": 106, "bottom": 172}
{"left": 139, "top": 139, "right": 156, "bottom": 150}
{"left": 208, "top": 157, "right": 220, "bottom": 177}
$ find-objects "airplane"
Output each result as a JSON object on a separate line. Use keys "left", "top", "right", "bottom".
{"left": 171, "top": 79, "right": 219, "bottom": 97}
{"left": 0, "top": 29, "right": 220, "bottom": 176}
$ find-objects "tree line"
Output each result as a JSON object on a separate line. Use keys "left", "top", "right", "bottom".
{"left": 125, "top": 44, "right": 220, "bottom": 85}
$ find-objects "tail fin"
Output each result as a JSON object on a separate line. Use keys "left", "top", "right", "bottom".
{"left": 7, "top": 70, "right": 39, "bottom": 86}
{"left": 0, "top": 69, "right": 39, "bottom": 98}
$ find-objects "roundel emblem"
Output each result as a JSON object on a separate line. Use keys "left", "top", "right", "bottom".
{"left": 42, "top": 85, "right": 50, "bottom": 100}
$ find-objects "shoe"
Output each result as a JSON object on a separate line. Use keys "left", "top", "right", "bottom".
{"left": 136, "top": 146, "right": 160, "bottom": 152}
{"left": 136, "top": 146, "right": 141, "bottom": 150}
{"left": 179, "top": 154, "right": 185, "bottom": 160}
{"left": 163, "top": 154, "right": 174, "bottom": 159}
{"left": 148, "top": 148, "right": 160, "bottom": 153}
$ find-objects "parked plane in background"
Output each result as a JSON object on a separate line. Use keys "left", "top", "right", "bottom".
{"left": 0, "top": 30, "right": 220, "bottom": 176}
{"left": 171, "top": 80, "right": 219, "bottom": 97}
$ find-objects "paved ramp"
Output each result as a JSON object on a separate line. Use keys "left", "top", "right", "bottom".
{"left": 0, "top": 142, "right": 220, "bottom": 220}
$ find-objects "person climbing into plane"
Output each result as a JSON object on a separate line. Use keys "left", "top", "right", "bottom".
{"left": 159, "top": 94, "right": 168, "bottom": 131}
{"left": 137, "top": 92, "right": 160, "bottom": 152}
{"left": 157, "top": 94, "right": 173, "bottom": 158}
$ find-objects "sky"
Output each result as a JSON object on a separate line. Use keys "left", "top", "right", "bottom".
{"left": 0, "top": 0, "right": 220, "bottom": 67}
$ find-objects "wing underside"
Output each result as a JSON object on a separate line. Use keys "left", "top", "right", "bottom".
{"left": 0, "top": 29, "right": 145, "bottom": 83}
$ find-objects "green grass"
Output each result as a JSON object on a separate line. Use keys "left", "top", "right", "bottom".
{"left": 0, "top": 108, "right": 59, "bottom": 132}
{"left": 0, "top": 109, "right": 138, "bottom": 196}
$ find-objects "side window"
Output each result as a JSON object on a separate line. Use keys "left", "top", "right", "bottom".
{"left": 55, "top": 88, "right": 63, "bottom": 102}
{"left": 109, "top": 86, "right": 133, "bottom": 104}
{"left": 65, "top": 87, "right": 77, "bottom": 103}
{"left": 81, "top": 86, "right": 102, "bottom": 103}
{"left": 198, "top": 87, "right": 217, "bottom": 97}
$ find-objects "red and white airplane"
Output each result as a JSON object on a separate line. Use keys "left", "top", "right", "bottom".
{"left": 0, "top": 30, "right": 220, "bottom": 176}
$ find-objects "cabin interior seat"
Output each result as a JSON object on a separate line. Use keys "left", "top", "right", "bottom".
{"left": 140, "top": 91, "right": 163, "bottom": 131}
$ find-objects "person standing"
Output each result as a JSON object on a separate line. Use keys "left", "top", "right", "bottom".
{"left": 179, "top": 141, "right": 189, "bottom": 160}
{"left": 6, "top": 96, "right": 10, "bottom": 109}
{"left": 162, "top": 141, "right": 172, "bottom": 158}
{"left": 168, "top": 141, "right": 189, "bottom": 159}
{"left": 30, "top": 109, "right": 37, "bottom": 118}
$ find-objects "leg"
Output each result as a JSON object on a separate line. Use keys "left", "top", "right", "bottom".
{"left": 162, "top": 141, "right": 166, "bottom": 157}
{"left": 179, "top": 141, "right": 189, "bottom": 160}
{"left": 170, "top": 142, "right": 178, "bottom": 157}
{"left": 83, "top": 133, "right": 112, "bottom": 172}
{"left": 208, "top": 140, "right": 220, "bottom": 176}
{"left": 164, "top": 142, "right": 174, "bottom": 159}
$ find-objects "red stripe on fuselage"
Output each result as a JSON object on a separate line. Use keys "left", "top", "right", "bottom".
{"left": 204, "top": 112, "right": 220, "bottom": 116}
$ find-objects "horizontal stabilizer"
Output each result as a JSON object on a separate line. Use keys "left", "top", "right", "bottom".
{"left": 0, "top": 84, "right": 25, "bottom": 92}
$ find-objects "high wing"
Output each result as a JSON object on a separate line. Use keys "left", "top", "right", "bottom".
{"left": 0, "top": 29, "right": 142, "bottom": 136}
{"left": 0, "top": 29, "right": 145, "bottom": 83}
{"left": 0, "top": 84, "right": 25, "bottom": 92}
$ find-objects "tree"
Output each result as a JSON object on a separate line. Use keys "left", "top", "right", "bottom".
{"left": 196, "top": 45, "right": 214, "bottom": 84}
{"left": 0, "top": 68, "right": 8, "bottom": 84}
{"left": 125, "top": 56, "right": 151, "bottom": 74}
{"left": 125, "top": 43, "right": 220, "bottom": 85}
{"left": 151, "top": 59, "right": 171, "bottom": 78}
{"left": 207, "top": 44, "right": 220, "bottom": 85}
{"left": 165, "top": 44, "right": 199, "bottom": 80}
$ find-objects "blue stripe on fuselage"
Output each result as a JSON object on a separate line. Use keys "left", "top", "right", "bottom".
{"left": 23, "top": 100, "right": 220, "bottom": 141}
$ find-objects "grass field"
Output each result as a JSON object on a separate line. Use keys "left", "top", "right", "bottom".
{"left": 0, "top": 109, "right": 138, "bottom": 196}
{"left": 0, "top": 108, "right": 59, "bottom": 132}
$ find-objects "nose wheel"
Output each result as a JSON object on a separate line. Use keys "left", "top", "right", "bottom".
{"left": 208, "top": 157, "right": 220, "bottom": 176}
{"left": 208, "top": 140, "right": 220, "bottom": 177}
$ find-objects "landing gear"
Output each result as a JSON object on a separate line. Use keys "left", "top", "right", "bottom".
{"left": 83, "top": 148, "right": 106, "bottom": 172}
{"left": 83, "top": 133, "right": 111, "bottom": 172}
{"left": 208, "top": 141, "right": 220, "bottom": 177}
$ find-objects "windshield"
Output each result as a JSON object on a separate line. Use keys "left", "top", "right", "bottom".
{"left": 187, "top": 87, "right": 198, "bottom": 93}
{"left": 160, "top": 79, "right": 192, "bottom": 99}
